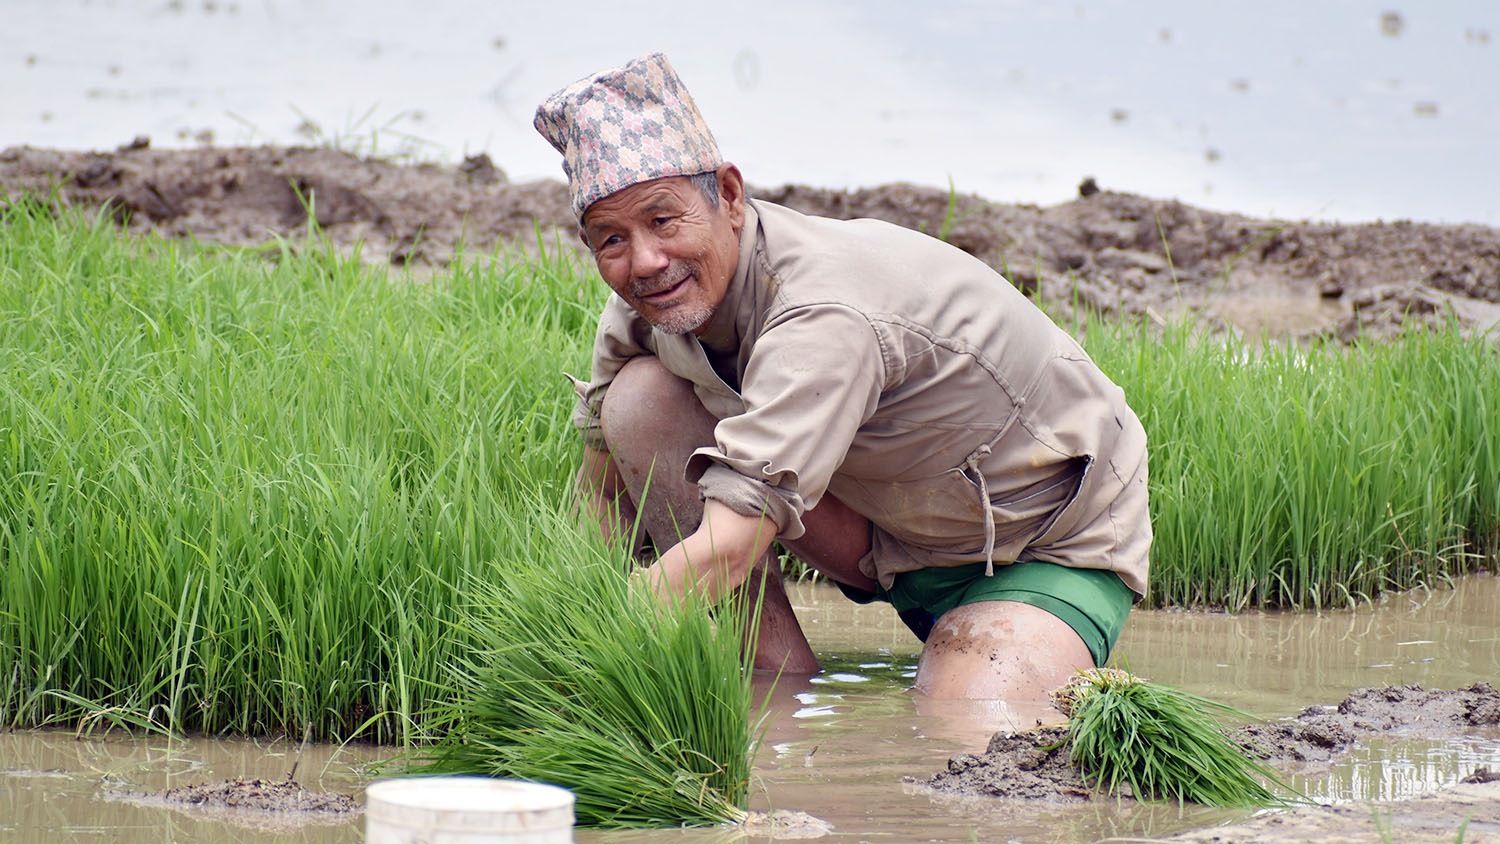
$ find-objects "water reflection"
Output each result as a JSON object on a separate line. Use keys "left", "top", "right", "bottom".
{"left": 1295, "top": 737, "right": 1500, "bottom": 803}
{"left": 1118, "top": 573, "right": 1500, "bottom": 717}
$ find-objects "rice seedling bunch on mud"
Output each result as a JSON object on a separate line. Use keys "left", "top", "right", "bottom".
{"left": 1052, "top": 668, "right": 1294, "bottom": 807}
{"left": 415, "top": 505, "right": 760, "bottom": 829}
{"left": 1088, "top": 319, "right": 1500, "bottom": 610}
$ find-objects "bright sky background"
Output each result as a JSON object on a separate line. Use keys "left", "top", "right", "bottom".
{"left": 5, "top": 0, "right": 1498, "bottom": 224}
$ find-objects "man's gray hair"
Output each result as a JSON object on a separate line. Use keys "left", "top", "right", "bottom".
{"left": 689, "top": 171, "right": 720, "bottom": 208}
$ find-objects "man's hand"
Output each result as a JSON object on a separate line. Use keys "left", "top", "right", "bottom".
{"left": 641, "top": 500, "right": 779, "bottom": 604}
{"left": 633, "top": 502, "right": 818, "bottom": 673}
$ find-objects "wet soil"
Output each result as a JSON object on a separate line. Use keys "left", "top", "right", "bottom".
{"left": 924, "top": 683, "right": 1500, "bottom": 800}
{"left": 1236, "top": 682, "right": 1500, "bottom": 767}
{"left": 3, "top": 143, "right": 1499, "bottom": 341}
{"left": 103, "top": 776, "right": 358, "bottom": 831}
{"left": 922, "top": 684, "right": 1500, "bottom": 841}
{"left": 1152, "top": 780, "right": 1500, "bottom": 844}
{"left": 927, "top": 724, "right": 1093, "bottom": 802}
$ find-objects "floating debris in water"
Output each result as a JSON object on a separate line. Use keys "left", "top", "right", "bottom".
{"left": 1380, "top": 11, "right": 1406, "bottom": 37}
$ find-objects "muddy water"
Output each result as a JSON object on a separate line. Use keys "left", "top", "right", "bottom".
{"left": 3, "top": 574, "right": 1497, "bottom": 843}
{"left": 0, "top": 730, "right": 375, "bottom": 842}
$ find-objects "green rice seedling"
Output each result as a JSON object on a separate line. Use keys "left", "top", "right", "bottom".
{"left": 0, "top": 199, "right": 605, "bottom": 739}
{"left": 411, "top": 502, "right": 762, "bottom": 829}
{"left": 1086, "top": 317, "right": 1500, "bottom": 609}
{"left": 1052, "top": 668, "right": 1295, "bottom": 807}
{"left": 3, "top": 194, "right": 1498, "bottom": 745}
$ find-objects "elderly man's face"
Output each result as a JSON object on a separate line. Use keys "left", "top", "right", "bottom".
{"left": 581, "top": 164, "right": 746, "bottom": 335}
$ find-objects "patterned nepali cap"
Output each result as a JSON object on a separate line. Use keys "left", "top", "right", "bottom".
{"left": 535, "top": 53, "right": 723, "bottom": 221}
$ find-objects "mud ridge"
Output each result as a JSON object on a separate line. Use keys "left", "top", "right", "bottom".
{"left": 3, "top": 143, "right": 1499, "bottom": 341}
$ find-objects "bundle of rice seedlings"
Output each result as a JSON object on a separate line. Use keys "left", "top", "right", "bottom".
{"left": 1052, "top": 668, "right": 1296, "bottom": 807}
{"left": 412, "top": 505, "right": 762, "bottom": 829}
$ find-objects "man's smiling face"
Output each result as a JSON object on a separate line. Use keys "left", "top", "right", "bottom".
{"left": 580, "top": 164, "right": 746, "bottom": 335}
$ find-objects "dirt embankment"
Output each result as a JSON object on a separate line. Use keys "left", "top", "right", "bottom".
{"left": 3, "top": 143, "right": 1498, "bottom": 341}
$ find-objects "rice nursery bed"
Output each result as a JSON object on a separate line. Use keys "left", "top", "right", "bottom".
{"left": 1, "top": 202, "right": 1496, "bottom": 824}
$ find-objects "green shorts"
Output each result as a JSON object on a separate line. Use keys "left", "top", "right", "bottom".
{"left": 835, "top": 561, "right": 1134, "bottom": 667}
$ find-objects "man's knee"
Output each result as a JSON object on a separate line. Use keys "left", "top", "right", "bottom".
{"left": 914, "top": 601, "right": 1093, "bottom": 701}
{"left": 599, "top": 356, "right": 698, "bottom": 447}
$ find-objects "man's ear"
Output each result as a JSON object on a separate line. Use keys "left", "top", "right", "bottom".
{"left": 577, "top": 226, "right": 591, "bottom": 251}
{"left": 717, "top": 163, "right": 747, "bottom": 232}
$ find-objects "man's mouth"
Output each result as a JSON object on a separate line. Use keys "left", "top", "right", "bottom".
{"left": 641, "top": 275, "right": 691, "bottom": 302}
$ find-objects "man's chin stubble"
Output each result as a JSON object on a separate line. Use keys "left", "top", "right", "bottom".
{"left": 647, "top": 302, "right": 715, "bottom": 335}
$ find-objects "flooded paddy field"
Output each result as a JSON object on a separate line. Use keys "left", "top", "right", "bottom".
{"left": 4, "top": 574, "right": 1496, "bottom": 843}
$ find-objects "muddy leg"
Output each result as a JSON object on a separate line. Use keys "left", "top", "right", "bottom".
{"left": 913, "top": 600, "right": 1092, "bottom": 711}
{"left": 600, "top": 356, "right": 818, "bottom": 673}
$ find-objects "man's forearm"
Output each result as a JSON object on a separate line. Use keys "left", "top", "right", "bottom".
{"left": 643, "top": 500, "right": 778, "bottom": 604}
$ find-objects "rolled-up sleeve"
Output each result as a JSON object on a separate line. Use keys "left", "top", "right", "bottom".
{"left": 571, "top": 294, "right": 654, "bottom": 449}
{"left": 685, "top": 304, "right": 886, "bottom": 538}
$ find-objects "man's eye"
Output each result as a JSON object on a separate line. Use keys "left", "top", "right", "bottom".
{"left": 653, "top": 216, "right": 674, "bottom": 227}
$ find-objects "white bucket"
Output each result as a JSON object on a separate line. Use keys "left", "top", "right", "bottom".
{"left": 365, "top": 776, "right": 575, "bottom": 844}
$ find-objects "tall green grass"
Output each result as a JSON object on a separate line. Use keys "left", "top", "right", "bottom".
{"left": 1, "top": 199, "right": 1497, "bottom": 752}
{"left": 0, "top": 195, "right": 759, "bottom": 823}
{"left": 0, "top": 199, "right": 602, "bottom": 740}
{"left": 1089, "top": 321, "right": 1499, "bottom": 609}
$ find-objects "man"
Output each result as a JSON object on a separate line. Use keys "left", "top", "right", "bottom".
{"left": 535, "top": 53, "right": 1150, "bottom": 703}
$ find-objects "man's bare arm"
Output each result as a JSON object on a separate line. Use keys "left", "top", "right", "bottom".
{"left": 642, "top": 500, "right": 778, "bottom": 603}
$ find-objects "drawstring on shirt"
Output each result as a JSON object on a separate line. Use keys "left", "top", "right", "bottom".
{"left": 963, "top": 443, "right": 997, "bottom": 577}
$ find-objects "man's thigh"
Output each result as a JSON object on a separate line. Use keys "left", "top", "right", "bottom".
{"left": 780, "top": 494, "right": 877, "bottom": 593}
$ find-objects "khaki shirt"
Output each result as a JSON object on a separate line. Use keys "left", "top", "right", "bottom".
{"left": 574, "top": 199, "right": 1151, "bottom": 596}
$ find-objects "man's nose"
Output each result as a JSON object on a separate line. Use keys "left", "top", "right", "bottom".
{"left": 630, "top": 233, "right": 670, "bottom": 277}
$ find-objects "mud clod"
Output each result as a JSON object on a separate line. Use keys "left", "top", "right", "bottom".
{"left": 159, "top": 777, "right": 357, "bottom": 812}
{"left": 1464, "top": 683, "right": 1500, "bottom": 725}
{"left": 104, "top": 776, "right": 358, "bottom": 831}
{"left": 458, "top": 152, "right": 504, "bottom": 185}
{"left": 741, "top": 808, "right": 834, "bottom": 839}
{"left": 922, "top": 725, "right": 1094, "bottom": 802}
{"left": 1462, "top": 766, "right": 1499, "bottom": 784}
